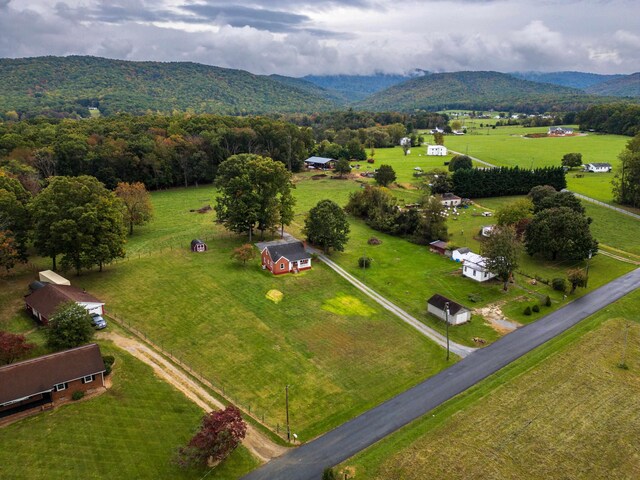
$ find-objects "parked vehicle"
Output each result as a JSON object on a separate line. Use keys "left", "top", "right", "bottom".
{"left": 90, "top": 313, "right": 107, "bottom": 329}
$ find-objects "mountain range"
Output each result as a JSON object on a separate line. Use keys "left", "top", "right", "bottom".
{"left": 0, "top": 56, "right": 637, "bottom": 118}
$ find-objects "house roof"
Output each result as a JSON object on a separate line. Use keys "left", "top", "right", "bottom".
{"left": 427, "top": 294, "right": 468, "bottom": 316}
{"left": 587, "top": 163, "right": 612, "bottom": 168}
{"left": 429, "top": 240, "right": 448, "bottom": 250}
{"left": 264, "top": 241, "right": 310, "bottom": 263}
{"left": 442, "top": 193, "right": 461, "bottom": 200}
{"left": 25, "top": 284, "right": 103, "bottom": 320}
{"left": 454, "top": 247, "right": 471, "bottom": 254}
{"left": 0, "top": 344, "right": 105, "bottom": 405}
{"left": 191, "top": 239, "right": 206, "bottom": 246}
{"left": 463, "top": 253, "right": 488, "bottom": 270}
{"left": 304, "top": 156, "right": 334, "bottom": 165}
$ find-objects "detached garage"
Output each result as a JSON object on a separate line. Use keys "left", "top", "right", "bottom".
{"left": 427, "top": 294, "right": 471, "bottom": 325}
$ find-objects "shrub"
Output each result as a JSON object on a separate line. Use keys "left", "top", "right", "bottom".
{"left": 552, "top": 277, "right": 567, "bottom": 292}
{"left": 367, "top": 237, "right": 382, "bottom": 245}
{"left": 102, "top": 355, "right": 115, "bottom": 376}
{"left": 545, "top": 295, "right": 552, "bottom": 307}
{"left": 532, "top": 304, "right": 540, "bottom": 313}
{"left": 524, "top": 306, "right": 532, "bottom": 315}
{"left": 367, "top": 158, "right": 375, "bottom": 164}
{"left": 358, "top": 256, "right": 372, "bottom": 269}
{"left": 322, "top": 468, "right": 337, "bottom": 480}
{"left": 72, "top": 391, "right": 85, "bottom": 401}
{"left": 467, "top": 293, "right": 482, "bottom": 303}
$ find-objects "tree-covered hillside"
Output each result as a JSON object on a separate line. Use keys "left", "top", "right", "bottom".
{"left": 585, "top": 73, "right": 640, "bottom": 97}
{"left": 356, "top": 71, "right": 628, "bottom": 113}
{"left": 303, "top": 73, "right": 425, "bottom": 102}
{"left": 510, "top": 71, "right": 623, "bottom": 90}
{"left": 0, "top": 56, "right": 340, "bottom": 119}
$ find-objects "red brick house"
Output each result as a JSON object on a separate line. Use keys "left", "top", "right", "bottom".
{"left": 25, "top": 284, "right": 104, "bottom": 324}
{"left": 261, "top": 241, "right": 312, "bottom": 275}
{"left": 0, "top": 344, "right": 106, "bottom": 421}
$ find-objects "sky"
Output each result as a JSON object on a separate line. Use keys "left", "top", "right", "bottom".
{"left": 0, "top": 0, "right": 638, "bottom": 77}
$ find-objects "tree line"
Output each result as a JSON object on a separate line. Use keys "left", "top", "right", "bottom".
{"left": 577, "top": 103, "right": 640, "bottom": 136}
{"left": 452, "top": 166, "right": 567, "bottom": 198}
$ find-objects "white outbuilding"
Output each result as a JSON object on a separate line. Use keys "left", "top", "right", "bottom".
{"left": 462, "top": 253, "right": 497, "bottom": 282}
{"left": 583, "top": 163, "right": 612, "bottom": 173}
{"left": 427, "top": 294, "right": 471, "bottom": 325}
{"left": 427, "top": 145, "right": 448, "bottom": 156}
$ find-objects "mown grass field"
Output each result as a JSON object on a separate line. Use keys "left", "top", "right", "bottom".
{"left": 339, "top": 288, "right": 640, "bottom": 480}
{"left": 442, "top": 125, "right": 629, "bottom": 203}
{"left": 0, "top": 341, "right": 258, "bottom": 480}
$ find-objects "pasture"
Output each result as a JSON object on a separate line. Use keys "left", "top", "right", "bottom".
{"left": 0, "top": 341, "right": 258, "bottom": 480}
{"left": 339, "top": 289, "right": 640, "bottom": 480}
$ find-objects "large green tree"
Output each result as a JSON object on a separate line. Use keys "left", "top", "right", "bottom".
{"left": 45, "top": 302, "right": 95, "bottom": 350}
{"left": 525, "top": 207, "right": 598, "bottom": 261}
{"left": 0, "top": 174, "right": 31, "bottom": 260}
{"left": 612, "top": 133, "right": 640, "bottom": 208}
{"left": 114, "top": 181, "right": 154, "bottom": 235}
{"left": 30, "top": 175, "right": 126, "bottom": 273}
{"left": 414, "top": 195, "right": 448, "bottom": 244}
{"left": 561, "top": 152, "right": 582, "bottom": 169}
{"left": 480, "top": 225, "right": 522, "bottom": 291}
{"left": 304, "top": 199, "right": 350, "bottom": 254}
{"left": 448, "top": 155, "right": 473, "bottom": 172}
{"left": 496, "top": 198, "right": 533, "bottom": 226}
{"left": 215, "top": 154, "right": 295, "bottom": 241}
{"left": 374, "top": 164, "right": 396, "bottom": 187}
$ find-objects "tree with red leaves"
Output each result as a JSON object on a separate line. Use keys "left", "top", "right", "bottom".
{"left": 0, "top": 331, "right": 35, "bottom": 365}
{"left": 175, "top": 405, "right": 247, "bottom": 468}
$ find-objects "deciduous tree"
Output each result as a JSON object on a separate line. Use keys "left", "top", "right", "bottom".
{"left": 612, "top": 133, "right": 640, "bottom": 208}
{"left": 567, "top": 268, "right": 588, "bottom": 294}
{"left": 480, "top": 225, "right": 522, "bottom": 291}
{"left": 0, "top": 331, "right": 34, "bottom": 365}
{"left": 413, "top": 195, "right": 449, "bottom": 244}
{"left": 333, "top": 158, "right": 352, "bottom": 178}
{"left": 0, "top": 231, "right": 20, "bottom": 272}
{"left": 45, "top": 302, "right": 95, "bottom": 350}
{"left": 448, "top": 155, "right": 473, "bottom": 172}
{"left": 231, "top": 244, "right": 256, "bottom": 266}
{"left": 115, "top": 181, "right": 154, "bottom": 235}
{"left": 561, "top": 152, "right": 583, "bottom": 169}
{"left": 374, "top": 164, "right": 396, "bottom": 187}
{"left": 495, "top": 198, "right": 533, "bottom": 226}
{"left": 175, "top": 405, "right": 247, "bottom": 468}
{"left": 304, "top": 199, "right": 350, "bottom": 254}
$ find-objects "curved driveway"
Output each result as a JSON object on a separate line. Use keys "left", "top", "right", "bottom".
{"left": 243, "top": 268, "right": 640, "bottom": 480}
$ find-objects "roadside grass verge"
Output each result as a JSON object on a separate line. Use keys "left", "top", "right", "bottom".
{"left": 0, "top": 342, "right": 258, "bottom": 480}
{"left": 339, "top": 288, "right": 640, "bottom": 479}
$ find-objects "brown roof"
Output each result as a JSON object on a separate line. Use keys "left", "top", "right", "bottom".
{"left": 0, "top": 344, "right": 105, "bottom": 404}
{"left": 25, "top": 284, "right": 103, "bottom": 320}
{"left": 429, "top": 240, "right": 448, "bottom": 250}
{"left": 427, "top": 294, "right": 468, "bottom": 316}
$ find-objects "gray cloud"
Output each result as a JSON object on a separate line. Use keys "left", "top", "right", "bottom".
{"left": 0, "top": 0, "right": 637, "bottom": 76}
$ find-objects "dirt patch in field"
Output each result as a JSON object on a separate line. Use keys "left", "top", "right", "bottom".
{"left": 311, "top": 174, "right": 328, "bottom": 179}
{"left": 474, "top": 303, "right": 521, "bottom": 334}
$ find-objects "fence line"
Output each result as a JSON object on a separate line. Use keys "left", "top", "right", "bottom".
{"left": 106, "top": 310, "right": 285, "bottom": 440}
{"left": 565, "top": 190, "right": 640, "bottom": 220}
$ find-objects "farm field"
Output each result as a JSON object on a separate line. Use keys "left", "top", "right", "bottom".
{"left": 443, "top": 126, "right": 628, "bottom": 203}
{"left": 59, "top": 191, "right": 450, "bottom": 441}
{"left": 0, "top": 341, "right": 258, "bottom": 480}
{"left": 339, "top": 288, "right": 640, "bottom": 480}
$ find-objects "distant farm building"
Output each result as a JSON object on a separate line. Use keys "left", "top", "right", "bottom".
{"left": 261, "top": 241, "right": 312, "bottom": 275}
{"left": 548, "top": 127, "right": 574, "bottom": 136}
{"left": 427, "top": 294, "right": 471, "bottom": 325}
{"left": 583, "top": 163, "right": 612, "bottom": 173}
{"left": 0, "top": 344, "right": 106, "bottom": 422}
{"left": 38, "top": 270, "right": 70, "bottom": 286}
{"left": 427, "top": 145, "right": 448, "bottom": 156}
{"left": 25, "top": 284, "right": 104, "bottom": 325}
{"left": 429, "top": 240, "right": 448, "bottom": 255}
{"left": 304, "top": 156, "right": 335, "bottom": 169}
{"left": 441, "top": 193, "right": 462, "bottom": 207}
{"left": 462, "top": 253, "right": 496, "bottom": 282}
{"left": 190, "top": 239, "right": 208, "bottom": 252}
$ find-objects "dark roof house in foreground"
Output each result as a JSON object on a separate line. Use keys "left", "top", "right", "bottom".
{"left": 261, "top": 241, "right": 312, "bottom": 275}
{"left": 427, "top": 294, "right": 471, "bottom": 325}
{"left": 0, "top": 344, "right": 106, "bottom": 421}
{"left": 25, "top": 284, "right": 104, "bottom": 324}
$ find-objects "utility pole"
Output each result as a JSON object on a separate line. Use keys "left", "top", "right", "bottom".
{"left": 285, "top": 384, "right": 291, "bottom": 442}
{"left": 445, "top": 302, "right": 450, "bottom": 361}
{"left": 585, "top": 250, "right": 593, "bottom": 287}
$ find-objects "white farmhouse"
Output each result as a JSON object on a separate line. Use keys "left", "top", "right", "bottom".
{"left": 462, "top": 253, "right": 496, "bottom": 282}
{"left": 441, "top": 193, "right": 462, "bottom": 207}
{"left": 451, "top": 247, "right": 472, "bottom": 263}
{"left": 427, "top": 145, "right": 447, "bottom": 156}
{"left": 583, "top": 163, "right": 612, "bottom": 173}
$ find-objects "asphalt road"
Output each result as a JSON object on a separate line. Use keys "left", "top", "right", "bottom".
{"left": 243, "top": 267, "right": 640, "bottom": 480}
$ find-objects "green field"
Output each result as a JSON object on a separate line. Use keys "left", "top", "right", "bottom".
{"left": 0, "top": 341, "right": 258, "bottom": 480}
{"left": 339, "top": 288, "right": 640, "bottom": 479}
{"left": 442, "top": 126, "right": 628, "bottom": 203}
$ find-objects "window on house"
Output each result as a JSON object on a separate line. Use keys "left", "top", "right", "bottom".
{"left": 55, "top": 383, "right": 68, "bottom": 392}
{"left": 280, "top": 263, "right": 284, "bottom": 269}
{"left": 82, "top": 375, "right": 94, "bottom": 384}
{"left": 472, "top": 269, "right": 476, "bottom": 277}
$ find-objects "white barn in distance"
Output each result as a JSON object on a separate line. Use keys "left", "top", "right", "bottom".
{"left": 427, "top": 145, "right": 447, "bottom": 156}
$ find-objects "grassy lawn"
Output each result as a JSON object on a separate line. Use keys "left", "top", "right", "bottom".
{"left": 442, "top": 126, "right": 628, "bottom": 203}
{"left": 339, "top": 288, "right": 640, "bottom": 479}
{"left": 0, "top": 341, "right": 258, "bottom": 480}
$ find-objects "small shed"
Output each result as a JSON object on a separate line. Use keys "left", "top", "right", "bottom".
{"left": 441, "top": 193, "right": 462, "bottom": 207}
{"left": 429, "top": 240, "right": 448, "bottom": 255}
{"left": 452, "top": 247, "right": 472, "bottom": 262}
{"left": 427, "top": 294, "right": 471, "bottom": 325}
{"left": 191, "top": 239, "right": 208, "bottom": 252}
{"left": 427, "top": 145, "right": 448, "bottom": 156}
{"left": 38, "top": 270, "right": 70, "bottom": 286}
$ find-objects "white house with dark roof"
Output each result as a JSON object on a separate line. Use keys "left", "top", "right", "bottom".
{"left": 462, "top": 253, "right": 496, "bottom": 282}
{"left": 583, "top": 163, "right": 612, "bottom": 173}
{"left": 427, "top": 294, "right": 471, "bottom": 325}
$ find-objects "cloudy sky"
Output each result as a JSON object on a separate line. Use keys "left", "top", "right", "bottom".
{"left": 1, "top": 0, "right": 638, "bottom": 76}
